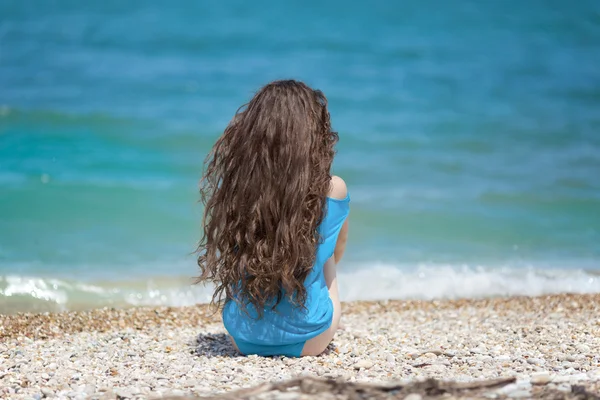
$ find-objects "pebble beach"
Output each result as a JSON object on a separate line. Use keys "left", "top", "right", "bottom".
{"left": 1, "top": 293, "right": 599, "bottom": 399}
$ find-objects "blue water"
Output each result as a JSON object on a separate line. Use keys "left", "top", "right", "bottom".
{"left": 1, "top": 1, "right": 600, "bottom": 313}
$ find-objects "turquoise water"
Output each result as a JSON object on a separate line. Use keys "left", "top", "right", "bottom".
{"left": 1, "top": 1, "right": 600, "bottom": 313}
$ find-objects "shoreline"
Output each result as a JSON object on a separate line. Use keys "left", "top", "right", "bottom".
{"left": 3, "top": 266, "right": 600, "bottom": 315}
{"left": 2, "top": 293, "right": 599, "bottom": 399}
{"left": 2, "top": 293, "right": 599, "bottom": 339}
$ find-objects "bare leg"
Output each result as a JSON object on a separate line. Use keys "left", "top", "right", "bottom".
{"left": 325, "top": 256, "right": 345, "bottom": 330}
{"left": 301, "top": 256, "right": 341, "bottom": 356}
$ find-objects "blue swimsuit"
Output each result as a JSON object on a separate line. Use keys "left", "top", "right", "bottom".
{"left": 222, "top": 194, "right": 350, "bottom": 357}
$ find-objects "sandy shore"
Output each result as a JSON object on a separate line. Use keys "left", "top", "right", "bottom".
{"left": 1, "top": 294, "right": 599, "bottom": 399}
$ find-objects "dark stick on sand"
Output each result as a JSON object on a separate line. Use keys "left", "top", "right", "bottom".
{"left": 160, "top": 375, "right": 600, "bottom": 400}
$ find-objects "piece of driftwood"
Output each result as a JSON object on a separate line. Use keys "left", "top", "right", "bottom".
{"left": 156, "top": 376, "right": 600, "bottom": 400}
{"left": 160, "top": 377, "right": 502, "bottom": 399}
{"left": 197, "top": 376, "right": 515, "bottom": 399}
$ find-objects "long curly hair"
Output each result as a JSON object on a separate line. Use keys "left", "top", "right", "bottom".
{"left": 196, "top": 80, "right": 339, "bottom": 317}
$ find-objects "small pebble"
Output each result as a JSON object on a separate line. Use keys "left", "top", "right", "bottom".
{"left": 418, "top": 352, "right": 438, "bottom": 361}
{"left": 508, "top": 390, "right": 532, "bottom": 398}
{"left": 353, "top": 360, "right": 374, "bottom": 370}
{"left": 470, "top": 347, "right": 486, "bottom": 354}
{"left": 527, "top": 358, "right": 544, "bottom": 366}
{"left": 576, "top": 344, "right": 590, "bottom": 354}
{"left": 531, "top": 372, "right": 552, "bottom": 385}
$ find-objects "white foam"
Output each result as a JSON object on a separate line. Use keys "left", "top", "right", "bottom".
{"left": 0, "top": 275, "right": 68, "bottom": 305}
{"left": 123, "top": 285, "right": 213, "bottom": 307}
{"left": 338, "top": 263, "right": 600, "bottom": 301}
{"left": 1, "top": 263, "right": 599, "bottom": 313}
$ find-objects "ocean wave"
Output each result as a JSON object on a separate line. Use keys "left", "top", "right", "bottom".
{"left": 338, "top": 263, "right": 600, "bottom": 301}
{"left": 1, "top": 263, "right": 599, "bottom": 314}
{"left": 0, "top": 275, "right": 213, "bottom": 314}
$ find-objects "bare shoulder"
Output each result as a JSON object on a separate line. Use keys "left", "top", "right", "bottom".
{"left": 328, "top": 175, "right": 348, "bottom": 200}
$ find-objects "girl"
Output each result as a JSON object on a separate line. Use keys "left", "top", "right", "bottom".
{"left": 196, "top": 80, "right": 349, "bottom": 357}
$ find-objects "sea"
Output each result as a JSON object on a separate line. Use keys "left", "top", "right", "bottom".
{"left": 1, "top": 0, "right": 599, "bottom": 313}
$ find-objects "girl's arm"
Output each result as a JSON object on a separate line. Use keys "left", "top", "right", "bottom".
{"left": 329, "top": 175, "right": 349, "bottom": 264}
{"left": 334, "top": 219, "right": 349, "bottom": 263}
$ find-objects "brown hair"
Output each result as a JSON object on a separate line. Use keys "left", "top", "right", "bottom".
{"left": 195, "top": 80, "right": 338, "bottom": 316}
